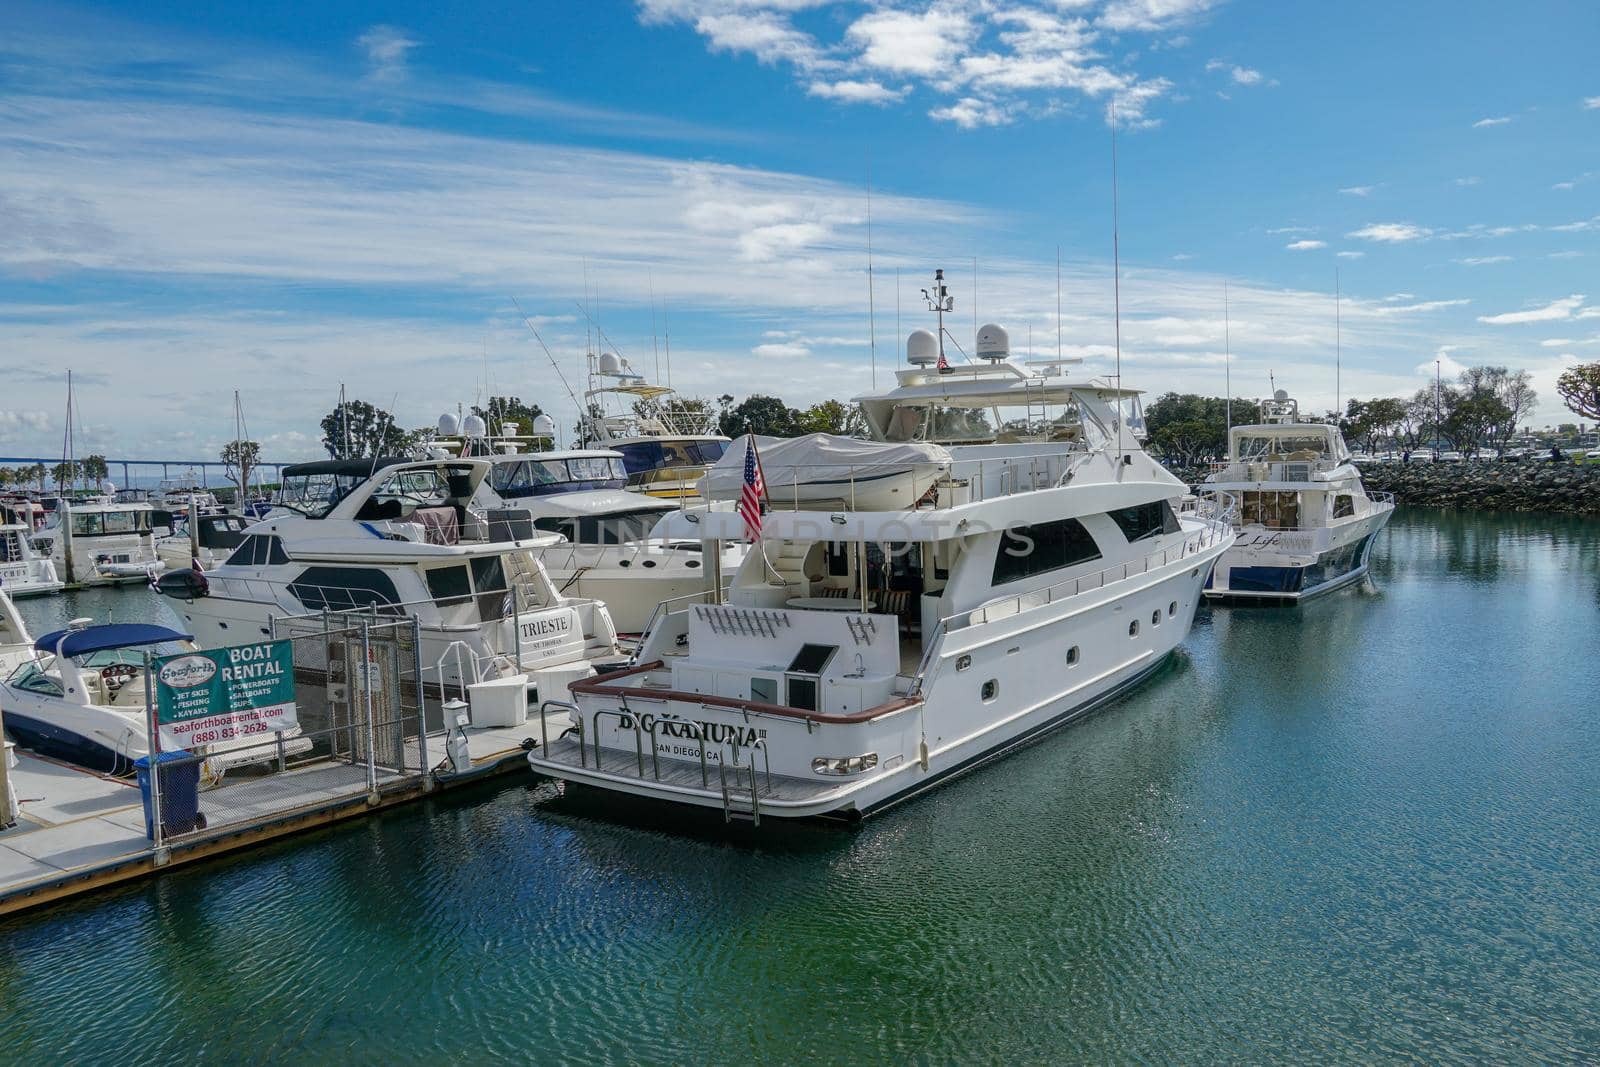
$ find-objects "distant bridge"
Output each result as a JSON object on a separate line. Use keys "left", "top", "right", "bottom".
{"left": 0, "top": 456, "right": 300, "bottom": 489}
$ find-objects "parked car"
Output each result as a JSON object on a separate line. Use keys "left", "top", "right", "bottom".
{"left": 1434, "top": 450, "right": 1463, "bottom": 462}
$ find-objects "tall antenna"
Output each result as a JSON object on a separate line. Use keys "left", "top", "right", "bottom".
{"left": 649, "top": 271, "right": 661, "bottom": 383}
{"left": 895, "top": 267, "right": 901, "bottom": 353}
{"left": 866, "top": 159, "right": 878, "bottom": 390}
{"left": 1224, "top": 281, "right": 1233, "bottom": 434}
{"left": 510, "top": 295, "right": 582, "bottom": 418}
{"left": 972, "top": 255, "right": 979, "bottom": 353}
{"left": 663, "top": 301, "right": 672, "bottom": 387}
{"left": 1110, "top": 98, "right": 1123, "bottom": 394}
{"left": 1055, "top": 245, "right": 1062, "bottom": 361}
{"left": 1334, "top": 268, "right": 1342, "bottom": 421}
{"left": 921, "top": 268, "right": 955, "bottom": 373}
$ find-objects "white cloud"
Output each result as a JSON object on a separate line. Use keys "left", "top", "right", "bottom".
{"left": 1453, "top": 176, "right": 1481, "bottom": 186}
{"left": 1550, "top": 215, "right": 1599, "bottom": 233}
{"left": 1418, "top": 351, "right": 1467, "bottom": 378}
{"left": 356, "top": 25, "right": 418, "bottom": 83}
{"left": 1472, "top": 116, "right": 1511, "bottom": 128}
{"left": 1338, "top": 185, "right": 1375, "bottom": 197}
{"left": 1584, "top": 97, "right": 1600, "bottom": 110}
{"left": 1455, "top": 256, "right": 1511, "bottom": 266}
{"left": 1266, "top": 225, "right": 1316, "bottom": 235}
{"left": 929, "top": 96, "right": 1012, "bottom": 128}
{"left": 1348, "top": 222, "right": 1431, "bottom": 243}
{"left": 751, "top": 341, "right": 810, "bottom": 359}
{"left": 806, "top": 79, "right": 907, "bottom": 104}
{"left": 1335, "top": 251, "right": 1364, "bottom": 259}
{"left": 1477, "top": 295, "right": 1586, "bottom": 325}
{"left": 1205, "top": 59, "right": 1264, "bottom": 85}
{"left": 847, "top": 9, "right": 973, "bottom": 77}
{"left": 1367, "top": 298, "right": 1470, "bottom": 317}
{"left": 1099, "top": 0, "right": 1216, "bottom": 32}
{"left": 0, "top": 410, "right": 52, "bottom": 443}
{"left": 1285, "top": 239, "right": 1325, "bottom": 251}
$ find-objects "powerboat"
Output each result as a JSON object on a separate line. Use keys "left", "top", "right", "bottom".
{"left": 0, "top": 620, "right": 307, "bottom": 776}
{"left": 580, "top": 352, "right": 731, "bottom": 501}
{"left": 30, "top": 495, "right": 166, "bottom": 586}
{"left": 157, "top": 457, "right": 625, "bottom": 699}
{"left": 527, "top": 277, "right": 1235, "bottom": 824}
{"left": 1, "top": 519, "right": 64, "bottom": 598}
{"left": 468, "top": 444, "right": 744, "bottom": 634}
{"left": 0, "top": 587, "right": 33, "bottom": 674}
{"left": 155, "top": 512, "right": 252, "bottom": 573}
{"left": 1200, "top": 390, "right": 1394, "bottom": 601}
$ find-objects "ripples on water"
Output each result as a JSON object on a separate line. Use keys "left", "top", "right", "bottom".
{"left": 3, "top": 510, "right": 1599, "bottom": 1062}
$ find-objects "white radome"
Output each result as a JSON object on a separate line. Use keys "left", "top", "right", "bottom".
{"left": 437, "top": 412, "right": 460, "bottom": 436}
{"left": 976, "top": 323, "right": 1010, "bottom": 361}
{"left": 906, "top": 329, "right": 938, "bottom": 366}
{"left": 462, "top": 414, "right": 487, "bottom": 439}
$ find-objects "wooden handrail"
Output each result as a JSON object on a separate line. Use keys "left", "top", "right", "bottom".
{"left": 571, "top": 659, "right": 923, "bottom": 725}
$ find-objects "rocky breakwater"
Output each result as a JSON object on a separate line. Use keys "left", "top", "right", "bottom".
{"left": 1356, "top": 461, "right": 1600, "bottom": 516}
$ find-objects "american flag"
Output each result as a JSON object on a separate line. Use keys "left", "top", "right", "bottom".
{"left": 936, "top": 345, "right": 950, "bottom": 373}
{"left": 191, "top": 554, "right": 210, "bottom": 596}
{"left": 737, "top": 435, "right": 767, "bottom": 542}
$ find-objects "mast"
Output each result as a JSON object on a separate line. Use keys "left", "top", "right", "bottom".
{"left": 866, "top": 161, "right": 877, "bottom": 390}
{"left": 921, "top": 268, "right": 954, "bottom": 373}
{"left": 1110, "top": 97, "right": 1125, "bottom": 466}
{"left": 1224, "top": 281, "right": 1232, "bottom": 435}
{"left": 1334, "top": 268, "right": 1342, "bottom": 422}
{"left": 1055, "top": 245, "right": 1062, "bottom": 362}
{"left": 59, "top": 371, "right": 76, "bottom": 586}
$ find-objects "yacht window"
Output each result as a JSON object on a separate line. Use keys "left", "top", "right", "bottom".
{"left": 1066, "top": 646, "right": 1080, "bottom": 666}
{"left": 71, "top": 512, "right": 105, "bottom": 536}
{"left": 1234, "top": 434, "right": 1331, "bottom": 461}
{"left": 617, "top": 442, "right": 664, "bottom": 475}
{"left": 226, "top": 536, "right": 258, "bottom": 567}
{"left": 289, "top": 566, "right": 402, "bottom": 613}
{"left": 981, "top": 679, "right": 998, "bottom": 701}
{"left": 750, "top": 677, "right": 778, "bottom": 704}
{"left": 425, "top": 565, "right": 473, "bottom": 604}
{"left": 991, "top": 518, "right": 1102, "bottom": 586}
{"left": 1107, "top": 501, "right": 1181, "bottom": 544}
{"left": 1333, "top": 495, "right": 1355, "bottom": 519}
{"left": 102, "top": 511, "right": 137, "bottom": 534}
{"left": 9, "top": 661, "right": 63, "bottom": 697}
{"left": 882, "top": 404, "right": 996, "bottom": 444}
{"left": 471, "top": 556, "right": 509, "bottom": 618}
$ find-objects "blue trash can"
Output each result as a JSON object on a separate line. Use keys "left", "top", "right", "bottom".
{"left": 135, "top": 751, "right": 204, "bottom": 839}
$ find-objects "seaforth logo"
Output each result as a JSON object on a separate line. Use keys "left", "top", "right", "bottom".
{"left": 159, "top": 655, "right": 218, "bottom": 689}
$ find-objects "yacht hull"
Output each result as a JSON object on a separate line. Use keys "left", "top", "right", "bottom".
{"left": 528, "top": 537, "right": 1228, "bottom": 822}
{"left": 1205, "top": 504, "right": 1392, "bottom": 602}
{"left": 1, "top": 709, "right": 135, "bottom": 775}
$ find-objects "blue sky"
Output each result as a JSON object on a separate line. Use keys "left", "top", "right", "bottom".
{"left": 1, "top": 0, "right": 1596, "bottom": 461}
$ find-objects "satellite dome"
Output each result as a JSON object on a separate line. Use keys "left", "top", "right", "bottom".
{"left": 437, "top": 412, "right": 460, "bottom": 436}
{"left": 1274, "top": 389, "right": 1289, "bottom": 401}
{"left": 976, "top": 323, "right": 1010, "bottom": 362}
{"left": 531, "top": 413, "right": 557, "bottom": 438}
{"left": 906, "top": 329, "right": 938, "bottom": 366}
{"left": 462, "top": 414, "right": 487, "bottom": 438}
{"left": 100, "top": 479, "right": 117, "bottom": 495}
{"left": 598, "top": 352, "right": 623, "bottom": 376}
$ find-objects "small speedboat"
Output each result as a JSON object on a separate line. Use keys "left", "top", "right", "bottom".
{"left": 0, "top": 620, "right": 307, "bottom": 776}
{"left": 0, "top": 519, "right": 64, "bottom": 598}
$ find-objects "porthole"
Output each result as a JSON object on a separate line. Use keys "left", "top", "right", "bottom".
{"left": 642, "top": 560, "right": 657, "bottom": 568}
{"left": 1151, "top": 610, "right": 1161, "bottom": 626}
{"left": 981, "top": 679, "right": 998, "bottom": 701}
{"left": 956, "top": 654, "right": 972, "bottom": 672}
{"left": 619, "top": 559, "right": 631, "bottom": 567}
{"left": 1168, "top": 600, "right": 1177, "bottom": 616}
{"left": 686, "top": 560, "right": 700, "bottom": 569}
{"left": 1066, "top": 646, "right": 1080, "bottom": 666}
{"left": 1128, "top": 619, "right": 1139, "bottom": 638}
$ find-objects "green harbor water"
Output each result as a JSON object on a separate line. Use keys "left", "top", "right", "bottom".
{"left": 3, "top": 508, "right": 1599, "bottom": 1062}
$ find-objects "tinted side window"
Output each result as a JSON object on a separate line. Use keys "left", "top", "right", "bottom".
{"left": 1108, "top": 501, "right": 1176, "bottom": 544}
{"left": 992, "top": 518, "right": 1102, "bottom": 586}
{"left": 226, "top": 535, "right": 259, "bottom": 567}
{"left": 425, "top": 565, "right": 472, "bottom": 603}
{"left": 289, "top": 567, "right": 401, "bottom": 612}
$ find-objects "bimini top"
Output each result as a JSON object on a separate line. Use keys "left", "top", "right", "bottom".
{"left": 282, "top": 457, "right": 411, "bottom": 479}
{"left": 34, "top": 623, "right": 193, "bottom": 656}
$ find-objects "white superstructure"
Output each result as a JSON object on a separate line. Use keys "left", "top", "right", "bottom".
{"left": 579, "top": 352, "right": 731, "bottom": 501}
{"left": 1200, "top": 391, "right": 1394, "bottom": 601}
{"left": 0, "top": 520, "right": 63, "bottom": 598}
{"left": 157, "top": 457, "right": 624, "bottom": 700}
{"left": 527, "top": 279, "right": 1234, "bottom": 824}
{"left": 31, "top": 496, "right": 165, "bottom": 586}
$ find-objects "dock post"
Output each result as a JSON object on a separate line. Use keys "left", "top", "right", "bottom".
{"left": 361, "top": 618, "right": 379, "bottom": 804}
{"left": 412, "top": 615, "right": 432, "bottom": 790}
{"left": 143, "top": 651, "right": 167, "bottom": 863}
{"left": 0, "top": 707, "right": 14, "bottom": 829}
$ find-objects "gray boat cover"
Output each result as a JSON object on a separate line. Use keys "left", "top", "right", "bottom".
{"left": 701, "top": 434, "right": 951, "bottom": 502}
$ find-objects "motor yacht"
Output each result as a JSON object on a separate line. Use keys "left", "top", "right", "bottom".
{"left": 155, "top": 512, "right": 252, "bottom": 573}
{"left": 1200, "top": 390, "right": 1394, "bottom": 601}
{"left": 30, "top": 494, "right": 166, "bottom": 587}
{"left": 156, "top": 457, "right": 625, "bottom": 700}
{"left": 580, "top": 352, "right": 731, "bottom": 501}
{"left": 0, "top": 518, "right": 64, "bottom": 598}
{"left": 0, "top": 588, "right": 33, "bottom": 674}
{"left": 527, "top": 280, "right": 1235, "bottom": 824}
{"left": 0, "top": 619, "right": 308, "bottom": 776}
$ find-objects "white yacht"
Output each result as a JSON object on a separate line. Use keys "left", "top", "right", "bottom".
{"left": 0, "top": 588, "right": 33, "bottom": 674}
{"left": 31, "top": 494, "right": 166, "bottom": 586}
{"left": 155, "top": 511, "right": 252, "bottom": 573}
{"left": 156, "top": 457, "right": 624, "bottom": 700}
{"left": 1, "top": 518, "right": 64, "bottom": 598}
{"left": 580, "top": 352, "right": 731, "bottom": 501}
{"left": 527, "top": 287, "right": 1235, "bottom": 824}
{"left": 0, "top": 619, "right": 307, "bottom": 776}
{"left": 1200, "top": 390, "right": 1394, "bottom": 601}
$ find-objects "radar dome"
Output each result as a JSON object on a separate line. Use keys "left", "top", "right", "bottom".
{"left": 100, "top": 479, "right": 117, "bottom": 495}
{"left": 1274, "top": 389, "right": 1289, "bottom": 401}
{"left": 598, "top": 352, "right": 623, "bottom": 376}
{"left": 531, "top": 413, "right": 557, "bottom": 438}
{"left": 462, "top": 414, "right": 487, "bottom": 438}
{"left": 437, "top": 412, "right": 460, "bottom": 436}
{"left": 906, "top": 329, "right": 938, "bottom": 366}
{"left": 976, "top": 323, "right": 1010, "bottom": 362}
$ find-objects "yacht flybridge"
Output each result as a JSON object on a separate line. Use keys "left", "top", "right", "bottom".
{"left": 157, "top": 457, "right": 623, "bottom": 699}
{"left": 1200, "top": 391, "right": 1394, "bottom": 601}
{"left": 31, "top": 494, "right": 165, "bottom": 587}
{"left": 580, "top": 352, "right": 731, "bottom": 501}
{"left": 0, "top": 518, "right": 63, "bottom": 598}
{"left": 527, "top": 273, "right": 1235, "bottom": 824}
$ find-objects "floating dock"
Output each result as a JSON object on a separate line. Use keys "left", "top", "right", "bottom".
{"left": 0, "top": 721, "right": 537, "bottom": 919}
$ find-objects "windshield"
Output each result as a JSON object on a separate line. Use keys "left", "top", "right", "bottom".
{"left": 616, "top": 440, "right": 727, "bottom": 474}
{"left": 489, "top": 457, "right": 627, "bottom": 497}
{"left": 277, "top": 472, "right": 370, "bottom": 518}
{"left": 1233, "top": 433, "right": 1335, "bottom": 461}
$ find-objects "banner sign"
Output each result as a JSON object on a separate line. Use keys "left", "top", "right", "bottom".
{"left": 153, "top": 640, "right": 297, "bottom": 751}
